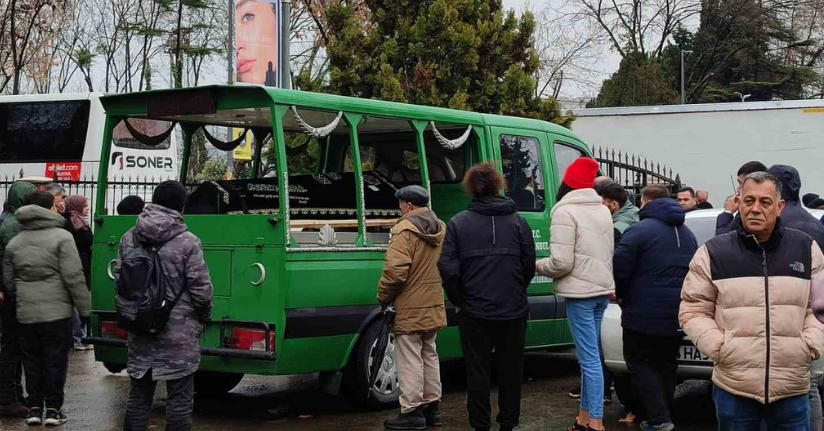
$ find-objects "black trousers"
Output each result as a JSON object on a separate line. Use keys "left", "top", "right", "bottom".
{"left": 458, "top": 314, "right": 527, "bottom": 431}
{"left": 123, "top": 369, "right": 195, "bottom": 431}
{"left": 0, "top": 298, "right": 25, "bottom": 405}
{"left": 623, "top": 328, "right": 681, "bottom": 425}
{"left": 18, "top": 317, "right": 72, "bottom": 410}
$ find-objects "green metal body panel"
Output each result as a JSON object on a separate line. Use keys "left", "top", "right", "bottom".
{"left": 91, "top": 86, "right": 589, "bottom": 376}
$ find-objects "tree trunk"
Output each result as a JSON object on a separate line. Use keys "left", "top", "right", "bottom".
{"left": 174, "top": 0, "right": 184, "bottom": 88}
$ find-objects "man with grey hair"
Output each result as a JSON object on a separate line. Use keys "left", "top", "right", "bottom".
{"left": 42, "top": 184, "right": 66, "bottom": 213}
{"left": 680, "top": 171, "right": 824, "bottom": 430}
{"left": 378, "top": 185, "right": 447, "bottom": 430}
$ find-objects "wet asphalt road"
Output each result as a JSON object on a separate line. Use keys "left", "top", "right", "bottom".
{"left": 0, "top": 350, "right": 718, "bottom": 431}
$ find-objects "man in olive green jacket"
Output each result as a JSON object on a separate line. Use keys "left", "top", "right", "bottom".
{"left": 3, "top": 192, "right": 89, "bottom": 426}
{"left": 377, "top": 186, "right": 447, "bottom": 431}
{"left": 0, "top": 181, "right": 37, "bottom": 417}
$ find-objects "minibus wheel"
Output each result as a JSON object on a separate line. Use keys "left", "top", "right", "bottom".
{"left": 103, "top": 362, "right": 126, "bottom": 374}
{"left": 344, "top": 319, "right": 400, "bottom": 410}
{"left": 193, "top": 371, "right": 245, "bottom": 397}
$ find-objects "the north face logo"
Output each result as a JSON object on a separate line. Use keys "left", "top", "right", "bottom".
{"left": 790, "top": 262, "right": 805, "bottom": 273}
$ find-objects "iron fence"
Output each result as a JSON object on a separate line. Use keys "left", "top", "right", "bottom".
{"left": 0, "top": 175, "right": 178, "bottom": 216}
{"left": 593, "top": 146, "right": 682, "bottom": 202}
{"left": 1, "top": 149, "right": 683, "bottom": 214}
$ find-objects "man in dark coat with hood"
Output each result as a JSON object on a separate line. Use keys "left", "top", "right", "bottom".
{"left": 118, "top": 181, "right": 213, "bottom": 431}
{"left": 768, "top": 165, "right": 824, "bottom": 252}
{"left": 613, "top": 185, "right": 698, "bottom": 431}
{"left": 768, "top": 164, "right": 824, "bottom": 431}
{"left": 0, "top": 181, "right": 37, "bottom": 417}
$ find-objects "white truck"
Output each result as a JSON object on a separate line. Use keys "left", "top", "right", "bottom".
{"left": 573, "top": 100, "right": 824, "bottom": 207}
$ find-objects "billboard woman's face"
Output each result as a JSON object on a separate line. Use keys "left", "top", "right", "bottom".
{"left": 236, "top": 0, "right": 277, "bottom": 85}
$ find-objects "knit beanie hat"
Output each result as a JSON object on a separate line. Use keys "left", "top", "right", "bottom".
{"left": 563, "top": 157, "right": 600, "bottom": 190}
{"left": 117, "top": 195, "right": 146, "bottom": 215}
{"left": 152, "top": 181, "right": 187, "bottom": 213}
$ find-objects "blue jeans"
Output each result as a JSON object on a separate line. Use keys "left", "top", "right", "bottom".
{"left": 713, "top": 386, "right": 810, "bottom": 431}
{"left": 71, "top": 311, "right": 86, "bottom": 348}
{"left": 566, "top": 296, "right": 609, "bottom": 420}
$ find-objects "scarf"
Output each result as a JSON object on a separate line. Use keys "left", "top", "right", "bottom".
{"left": 64, "top": 195, "right": 89, "bottom": 231}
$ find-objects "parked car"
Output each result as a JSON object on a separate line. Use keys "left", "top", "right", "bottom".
{"left": 601, "top": 208, "right": 824, "bottom": 383}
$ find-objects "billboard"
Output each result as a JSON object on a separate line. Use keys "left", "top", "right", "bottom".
{"left": 235, "top": 0, "right": 280, "bottom": 87}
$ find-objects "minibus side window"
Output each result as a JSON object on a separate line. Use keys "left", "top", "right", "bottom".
{"left": 112, "top": 118, "right": 173, "bottom": 150}
{"left": 499, "top": 134, "right": 546, "bottom": 212}
{"left": 553, "top": 143, "right": 585, "bottom": 183}
{"left": 283, "top": 107, "right": 362, "bottom": 247}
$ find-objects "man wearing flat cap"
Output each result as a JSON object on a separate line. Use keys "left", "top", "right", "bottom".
{"left": 378, "top": 185, "right": 448, "bottom": 430}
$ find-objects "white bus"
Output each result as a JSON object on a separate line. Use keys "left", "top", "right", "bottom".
{"left": 0, "top": 93, "right": 178, "bottom": 209}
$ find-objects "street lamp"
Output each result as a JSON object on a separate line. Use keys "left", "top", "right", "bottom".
{"left": 681, "top": 50, "right": 693, "bottom": 104}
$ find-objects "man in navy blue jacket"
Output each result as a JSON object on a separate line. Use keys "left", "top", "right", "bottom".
{"left": 613, "top": 185, "right": 698, "bottom": 431}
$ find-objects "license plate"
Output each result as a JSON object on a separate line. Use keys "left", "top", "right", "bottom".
{"left": 678, "top": 345, "right": 711, "bottom": 363}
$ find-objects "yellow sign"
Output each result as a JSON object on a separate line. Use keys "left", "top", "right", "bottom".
{"left": 803, "top": 108, "right": 824, "bottom": 113}
{"left": 232, "top": 128, "right": 253, "bottom": 161}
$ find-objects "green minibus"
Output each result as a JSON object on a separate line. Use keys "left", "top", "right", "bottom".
{"left": 86, "top": 85, "right": 592, "bottom": 408}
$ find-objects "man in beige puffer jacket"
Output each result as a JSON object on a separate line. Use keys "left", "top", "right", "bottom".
{"left": 680, "top": 172, "right": 824, "bottom": 430}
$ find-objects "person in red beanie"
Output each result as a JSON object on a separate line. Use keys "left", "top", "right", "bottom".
{"left": 537, "top": 157, "right": 615, "bottom": 431}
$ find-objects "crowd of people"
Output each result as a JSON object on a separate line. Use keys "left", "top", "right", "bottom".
{"left": 1, "top": 155, "right": 823, "bottom": 431}
{"left": 0, "top": 178, "right": 211, "bottom": 431}
{"left": 379, "top": 157, "right": 824, "bottom": 431}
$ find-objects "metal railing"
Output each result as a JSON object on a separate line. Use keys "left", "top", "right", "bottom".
{"left": 2, "top": 149, "right": 683, "bottom": 214}
{"left": 0, "top": 174, "right": 178, "bottom": 216}
{"left": 593, "top": 146, "right": 682, "bottom": 200}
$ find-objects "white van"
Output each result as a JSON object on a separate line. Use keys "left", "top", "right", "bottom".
{"left": 0, "top": 93, "right": 178, "bottom": 210}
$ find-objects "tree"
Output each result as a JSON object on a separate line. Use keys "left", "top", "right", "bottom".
{"left": 589, "top": 51, "right": 679, "bottom": 107}
{"left": 660, "top": 0, "right": 823, "bottom": 102}
{"left": 194, "top": 155, "right": 228, "bottom": 182}
{"left": 532, "top": 4, "right": 603, "bottom": 99}
{"left": 560, "top": 0, "right": 701, "bottom": 61}
{"left": 302, "top": 0, "right": 574, "bottom": 127}
{"left": 0, "top": 0, "right": 72, "bottom": 94}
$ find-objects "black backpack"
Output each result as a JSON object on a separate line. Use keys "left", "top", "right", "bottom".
{"left": 115, "top": 230, "right": 185, "bottom": 336}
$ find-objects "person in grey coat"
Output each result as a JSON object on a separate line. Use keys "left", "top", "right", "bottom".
{"left": 3, "top": 192, "right": 90, "bottom": 426}
{"left": 118, "top": 181, "right": 213, "bottom": 431}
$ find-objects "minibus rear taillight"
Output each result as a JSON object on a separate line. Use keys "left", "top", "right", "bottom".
{"left": 228, "top": 328, "right": 275, "bottom": 352}
{"left": 100, "top": 320, "right": 127, "bottom": 340}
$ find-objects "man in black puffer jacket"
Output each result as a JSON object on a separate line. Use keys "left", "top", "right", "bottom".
{"left": 438, "top": 163, "right": 535, "bottom": 431}
{"left": 613, "top": 185, "right": 698, "bottom": 431}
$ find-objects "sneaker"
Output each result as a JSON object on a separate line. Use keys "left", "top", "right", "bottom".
{"left": 74, "top": 344, "right": 93, "bottom": 351}
{"left": 641, "top": 421, "right": 675, "bottom": 431}
{"left": 384, "top": 407, "right": 427, "bottom": 430}
{"left": 26, "top": 408, "right": 42, "bottom": 426}
{"left": 44, "top": 409, "right": 68, "bottom": 426}
{"left": 0, "top": 402, "right": 29, "bottom": 418}
{"left": 568, "top": 386, "right": 582, "bottom": 399}
{"left": 422, "top": 401, "right": 443, "bottom": 427}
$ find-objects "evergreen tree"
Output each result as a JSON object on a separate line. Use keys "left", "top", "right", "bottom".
{"left": 296, "top": 0, "right": 574, "bottom": 128}
{"left": 588, "top": 52, "right": 679, "bottom": 107}
{"left": 661, "top": 0, "right": 821, "bottom": 103}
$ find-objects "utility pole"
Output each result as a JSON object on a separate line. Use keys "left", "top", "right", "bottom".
{"left": 227, "top": 0, "right": 235, "bottom": 170}
{"left": 681, "top": 50, "right": 693, "bottom": 104}
{"left": 281, "top": 0, "right": 291, "bottom": 89}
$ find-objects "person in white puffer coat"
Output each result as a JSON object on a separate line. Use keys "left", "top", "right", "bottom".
{"left": 537, "top": 157, "right": 615, "bottom": 431}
